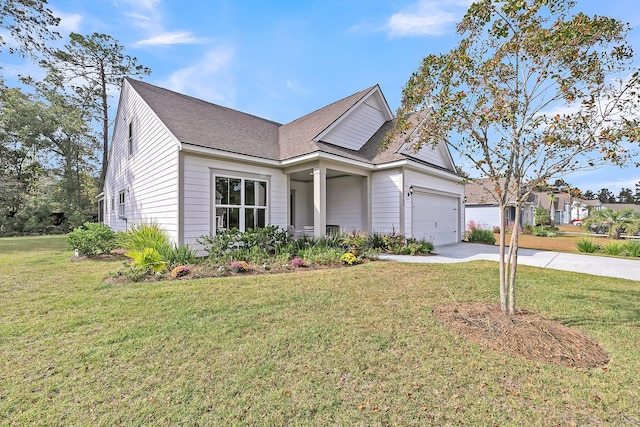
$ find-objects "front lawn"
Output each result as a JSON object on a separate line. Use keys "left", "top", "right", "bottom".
{"left": 1, "top": 236, "right": 639, "bottom": 425}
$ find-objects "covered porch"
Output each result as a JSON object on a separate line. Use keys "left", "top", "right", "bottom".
{"left": 286, "top": 162, "right": 370, "bottom": 237}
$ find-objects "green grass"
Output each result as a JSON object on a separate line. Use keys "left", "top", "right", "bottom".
{"left": 1, "top": 236, "right": 639, "bottom": 425}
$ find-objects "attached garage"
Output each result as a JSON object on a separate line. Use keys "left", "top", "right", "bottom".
{"left": 411, "top": 191, "right": 461, "bottom": 246}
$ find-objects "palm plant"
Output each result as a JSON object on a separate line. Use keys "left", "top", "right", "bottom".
{"left": 582, "top": 208, "right": 639, "bottom": 239}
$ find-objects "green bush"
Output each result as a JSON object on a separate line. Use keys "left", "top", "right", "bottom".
{"left": 159, "top": 244, "right": 198, "bottom": 269}
{"left": 624, "top": 240, "right": 640, "bottom": 257}
{"left": 120, "top": 222, "right": 171, "bottom": 253}
{"left": 298, "top": 246, "right": 343, "bottom": 265}
{"left": 368, "top": 231, "right": 387, "bottom": 250}
{"left": 66, "top": 222, "right": 116, "bottom": 255}
{"left": 383, "top": 232, "right": 407, "bottom": 253}
{"left": 126, "top": 247, "right": 167, "bottom": 273}
{"left": 531, "top": 226, "right": 559, "bottom": 237}
{"left": 602, "top": 241, "right": 624, "bottom": 256}
{"left": 198, "top": 226, "right": 290, "bottom": 259}
{"left": 576, "top": 239, "right": 600, "bottom": 254}
{"left": 466, "top": 226, "right": 496, "bottom": 244}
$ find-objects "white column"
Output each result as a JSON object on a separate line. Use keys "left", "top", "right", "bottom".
{"left": 313, "top": 166, "right": 327, "bottom": 237}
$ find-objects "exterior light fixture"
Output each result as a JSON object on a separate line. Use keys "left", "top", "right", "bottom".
{"left": 408, "top": 185, "right": 414, "bottom": 197}
{"left": 463, "top": 196, "right": 467, "bottom": 204}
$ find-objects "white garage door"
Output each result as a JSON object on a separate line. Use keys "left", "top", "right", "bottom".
{"left": 413, "top": 192, "right": 459, "bottom": 246}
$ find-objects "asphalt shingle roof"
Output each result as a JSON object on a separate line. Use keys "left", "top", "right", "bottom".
{"left": 126, "top": 78, "right": 281, "bottom": 160}
{"left": 124, "top": 78, "right": 451, "bottom": 169}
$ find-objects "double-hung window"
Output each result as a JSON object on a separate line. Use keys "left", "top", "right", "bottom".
{"left": 215, "top": 176, "right": 267, "bottom": 231}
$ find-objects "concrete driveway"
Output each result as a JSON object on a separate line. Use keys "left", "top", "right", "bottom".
{"left": 378, "top": 243, "right": 640, "bottom": 281}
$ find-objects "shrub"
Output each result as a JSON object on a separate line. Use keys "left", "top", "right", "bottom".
{"left": 340, "top": 252, "right": 358, "bottom": 265}
{"left": 120, "top": 222, "right": 171, "bottom": 253}
{"left": 297, "top": 247, "right": 343, "bottom": 265}
{"left": 342, "top": 231, "right": 369, "bottom": 250}
{"left": 624, "top": 240, "right": 640, "bottom": 257}
{"left": 159, "top": 244, "right": 198, "bottom": 269}
{"left": 126, "top": 247, "right": 167, "bottom": 273}
{"left": 383, "top": 232, "right": 406, "bottom": 253}
{"left": 402, "top": 238, "right": 434, "bottom": 255}
{"left": 534, "top": 206, "right": 551, "bottom": 226}
{"left": 522, "top": 223, "right": 534, "bottom": 235}
{"left": 602, "top": 241, "right": 624, "bottom": 256}
{"left": 368, "top": 231, "right": 387, "bottom": 250}
{"left": 66, "top": 222, "right": 116, "bottom": 255}
{"left": 531, "top": 226, "right": 559, "bottom": 237}
{"left": 198, "top": 226, "right": 290, "bottom": 259}
{"left": 576, "top": 239, "right": 600, "bottom": 254}
{"left": 466, "top": 225, "right": 496, "bottom": 244}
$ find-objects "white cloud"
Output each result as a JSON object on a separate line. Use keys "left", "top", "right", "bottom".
{"left": 162, "top": 46, "right": 236, "bottom": 104}
{"left": 54, "top": 10, "right": 83, "bottom": 34}
{"left": 135, "top": 31, "right": 205, "bottom": 47}
{"left": 386, "top": 0, "right": 472, "bottom": 37}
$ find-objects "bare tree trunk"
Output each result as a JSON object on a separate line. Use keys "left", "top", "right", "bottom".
{"left": 507, "top": 204, "right": 522, "bottom": 315}
{"left": 499, "top": 204, "right": 507, "bottom": 312}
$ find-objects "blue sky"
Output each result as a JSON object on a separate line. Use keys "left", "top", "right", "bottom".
{"left": 2, "top": 0, "right": 639, "bottom": 196}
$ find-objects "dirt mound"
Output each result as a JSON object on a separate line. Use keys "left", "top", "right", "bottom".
{"left": 433, "top": 302, "right": 609, "bottom": 368}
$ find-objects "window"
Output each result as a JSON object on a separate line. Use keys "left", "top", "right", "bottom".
{"left": 128, "top": 120, "right": 134, "bottom": 156}
{"left": 215, "top": 176, "right": 267, "bottom": 231}
{"left": 118, "top": 190, "right": 126, "bottom": 218}
{"left": 111, "top": 196, "right": 115, "bottom": 212}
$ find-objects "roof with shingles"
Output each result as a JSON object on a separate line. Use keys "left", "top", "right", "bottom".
{"left": 126, "top": 78, "right": 282, "bottom": 160}
{"left": 124, "top": 78, "right": 454, "bottom": 171}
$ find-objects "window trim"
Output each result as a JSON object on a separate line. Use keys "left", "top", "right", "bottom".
{"left": 211, "top": 170, "right": 270, "bottom": 232}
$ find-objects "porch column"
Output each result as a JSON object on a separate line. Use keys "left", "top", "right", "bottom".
{"left": 313, "top": 166, "right": 327, "bottom": 237}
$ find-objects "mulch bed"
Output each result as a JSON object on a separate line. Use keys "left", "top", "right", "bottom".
{"left": 433, "top": 302, "right": 609, "bottom": 368}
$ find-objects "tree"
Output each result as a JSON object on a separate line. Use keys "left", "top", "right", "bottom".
{"left": 0, "top": 84, "right": 46, "bottom": 217}
{"left": 583, "top": 207, "right": 639, "bottom": 238}
{"left": 1, "top": 79, "right": 98, "bottom": 233}
{"left": 582, "top": 190, "right": 596, "bottom": 200}
{"left": 0, "top": 0, "right": 59, "bottom": 57}
{"left": 617, "top": 187, "right": 634, "bottom": 203}
{"left": 635, "top": 181, "right": 640, "bottom": 204}
{"left": 386, "top": 0, "right": 640, "bottom": 314}
{"left": 548, "top": 193, "right": 557, "bottom": 227}
{"left": 41, "top": 33, "right": 151, "bottom": 188}
{"left": 597, "top": 188, "right": 615, "bottom": 203}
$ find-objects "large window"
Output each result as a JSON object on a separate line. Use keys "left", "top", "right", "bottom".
{"left": 215, "top": 176, "right": 267, "bottom": 231}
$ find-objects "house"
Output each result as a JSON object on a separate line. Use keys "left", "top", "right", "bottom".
{"left": 100, "top": 78, "right": 465, "bottom": 253}
{"left": 464, "top": 178, "right": 536, "bottom": 229}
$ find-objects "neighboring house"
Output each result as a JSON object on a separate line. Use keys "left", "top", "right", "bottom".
{"left": 600, "top": 203, "right": 640, "bottom": 214}
{"left": 534, "top": 191, "right": 571, "bottom": 225}
{"left": 464, "top": 178, "right": 536, "bottom": 229}
{"left": 100, "top": 78, "right": 465, "bottom": 253}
